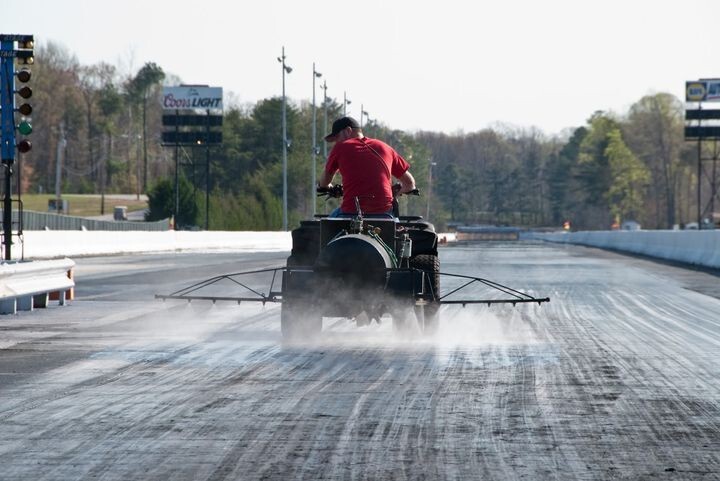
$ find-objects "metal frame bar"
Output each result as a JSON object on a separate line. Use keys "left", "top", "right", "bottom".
{"left": 155, "top": 267, "right": 286, "bottom": 304}
{"left": 155, "top": 266, "right": 550, "bottom": 307}
{"left": 436, "top": 272, "right": 548, "bottom": 305}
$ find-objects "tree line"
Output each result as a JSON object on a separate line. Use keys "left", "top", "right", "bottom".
{"left": 17, "top": 42, "right": 709, "bottom": 231}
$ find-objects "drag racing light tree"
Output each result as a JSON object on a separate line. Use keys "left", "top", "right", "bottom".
{"left": 277, "top": 47, "right": 292, "bottom": 231}
{"left": 0, "top": 34, "right": 33, "bottom": 260}
{"left": 15, "top": 40, "right": 34, "bottom": 156}
{"left": 16, "top": 78, "right": 32, "bottom": 141}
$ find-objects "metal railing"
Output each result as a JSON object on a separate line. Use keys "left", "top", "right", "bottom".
{"left": 0, "top": 210, "right": 170, "bottom": 231}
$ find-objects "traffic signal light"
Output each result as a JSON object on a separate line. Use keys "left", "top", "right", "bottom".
{"left": 16, "top": 139, "right": 31, "bottom": 154}
{"left": 0, "top": 33, "right": 34, "bottom": 261}
{"left": 14, "top": 44, "right": 33, "bottom": 155}
{"left": 16, "top": 69, "right": 31, "bottom": 115}
{"left": 16, "top": 38, "right": 33, "bottom": 65}
{"left": 18, "top": 120, "right": 32, "bottom": 136}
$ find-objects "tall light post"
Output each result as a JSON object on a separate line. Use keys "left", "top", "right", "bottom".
{"left": 343, "top": 91, "right": 351, "bottom": 116}
{"left": 361, "top": 107, "right": 370, "bottom": 129}
{"left": 426, "top": 160, "right": 437, "bottom": 220}
{"left": 277, "top": 47, "right": 292, "bottom": 231}
{"left": 312, "top": 63, "right": 322, "bottom": 217}
{"left": 322, "top": 80, "right": 329, "bottom": 160}
{"left": 55, "top": 122, "right": 66, "bottom": 214}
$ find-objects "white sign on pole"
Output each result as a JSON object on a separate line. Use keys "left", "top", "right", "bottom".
{"left": 162, "top": 86, "right": 223, "bottom": 110}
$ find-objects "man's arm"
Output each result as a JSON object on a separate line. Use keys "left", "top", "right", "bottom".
{"left": 397, "top": 170, "right": 416, "bottom": 194}
{"left": 318, "top": 169, "right": 335, "bottom": 189}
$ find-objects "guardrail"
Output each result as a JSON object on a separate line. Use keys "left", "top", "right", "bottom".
{"left": 0, "top": 258, "right": 75, "bottom": 314}
{"left": 1, "top": 210, "right": 170, "bottom": 231}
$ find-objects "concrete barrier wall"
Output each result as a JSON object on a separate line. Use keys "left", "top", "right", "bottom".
{"left": 523, "top": 230, "right": 720, "bottom": 269}
{"left": 16, "top": 231, "right": 293, "bottom": 260}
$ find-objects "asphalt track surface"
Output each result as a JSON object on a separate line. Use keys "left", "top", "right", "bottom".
{"left": 1, "top": 242, "right": 719, "bottom": 480}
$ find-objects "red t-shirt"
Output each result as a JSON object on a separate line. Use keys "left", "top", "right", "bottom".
{"left": 325, "top": 137, "right": 410, "bottom": 213}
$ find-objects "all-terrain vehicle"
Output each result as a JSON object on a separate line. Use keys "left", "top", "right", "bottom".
{"left": 280, "top": 185, "right": 442, "bottom": 338}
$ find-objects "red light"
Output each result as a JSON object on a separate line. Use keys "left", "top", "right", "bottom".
{"left": 17, "top": 140, "right": 32, "bottom": 153}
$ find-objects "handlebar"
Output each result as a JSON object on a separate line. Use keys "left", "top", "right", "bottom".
{"left": 317, "top": 184, "right": 419, "bottom": 199}
{"left": 317, "top": 185, "right": 344, "bottom": 198}
{"left": 392, "top": 183, "right": 420, "bottom": 196}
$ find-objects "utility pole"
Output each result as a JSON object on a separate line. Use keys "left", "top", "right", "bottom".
{"left": 277, "top": 47, "right": 292, "bottom": 231}
{"left": 55, "top": 123, "right": 66, "bottom": 213}
{"left": 343, "top": 91, "right": 351, "bottom": 116}
{"left": 312, "top": 63, "right": 322, "bottom": 217}
{"left": 142, "top": 92, "right": 148, "bottom": 194}
{"left": 322, "top": 80, "right": 329, "bottom": 161}
{"left": 426, "top": 160, "right": 437, "bottom": 220}
{"left": 205, "top": 109, "right": 211, "bottom": 230}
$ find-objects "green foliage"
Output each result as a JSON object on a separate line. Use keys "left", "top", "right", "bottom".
{"left": 577, "top": 112, "right": 619, "bottom": 206}
{"left": 21, "top": 42, "right": 702, "bottom": 230}
{"left": 70, "top": 176, "right": 96, "bottom": 194}
{"left": 126, "top": 62, "right": 165, "bottom": 104}
{"left": 624, "top": 93, "right": 688, "bottom": 228}
{"left": 605, "top": 129, "right": 650, "bottom": 221}
{"left": 205, "top": 170, "right": 283, "bottom": 230}
{"left": 146, "top": 175, "right": 198, "bottom": 227}
{"left": 547, "top": 127, "right": 587, "bottom": 224}
{"left": 98, "top": 83, "right": 123, "bottom": 118}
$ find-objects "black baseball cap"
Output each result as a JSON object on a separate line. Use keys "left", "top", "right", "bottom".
{"left": 324, "top": 116, "right": 360, "bottom": 141}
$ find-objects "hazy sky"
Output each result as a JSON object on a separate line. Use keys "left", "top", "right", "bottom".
{"left": 3, "top": 0, "right": 717, "bottom": 136}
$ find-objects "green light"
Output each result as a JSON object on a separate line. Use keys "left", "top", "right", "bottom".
{"left": 18, "top": 121, "right": 32, "bottom": 135}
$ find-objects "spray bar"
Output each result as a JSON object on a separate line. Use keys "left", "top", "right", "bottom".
{"left": 155, "top": 267, "right": 285, "bottom": 304}
{"left": 155, "top": 266, "right": 549, "bottom": 307}
{"left": 435, "top": 272, "right": 550, "bottom": 306}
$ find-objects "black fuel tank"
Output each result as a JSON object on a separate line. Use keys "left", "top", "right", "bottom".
{"left": 315, "top": 234, "right": 394, "bottom": 287}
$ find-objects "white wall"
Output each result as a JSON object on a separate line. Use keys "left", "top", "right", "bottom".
{"left": 524, "top": 230, "right": 720, "bottom": 269}
{"left": 13, "top": 231, "right": 293, "bottom": 260}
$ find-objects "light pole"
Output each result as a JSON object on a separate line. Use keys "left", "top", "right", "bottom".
{"left": 361, "top": 107, "right": 370, "bottom": 129}
{"left": 312, "top": 63, "right": 322, "bottom": 217}
{"left": 54, "top": 122, "right": 66, "bottom": 215}
{"left": 426, "top": 160, "right": 437, "bottom": 220}
{"left": 277, "top": 47, "right": 292, "bottom": 231}
{"left": 322, "top": 80, "right": 329, "bottom": 160}
{"left": 343, "top": 91, "right": 351, "bottom": 116}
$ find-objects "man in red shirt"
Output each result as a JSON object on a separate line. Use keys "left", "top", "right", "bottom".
{"left": 319, "top": 116, "right": 416, "bottom": 216}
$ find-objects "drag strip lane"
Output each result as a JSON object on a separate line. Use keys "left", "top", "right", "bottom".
{"left": 0, "top": 245, "right": 718, "bottom": 480}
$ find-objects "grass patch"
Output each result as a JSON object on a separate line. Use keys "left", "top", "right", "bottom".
{"left": 21, "top": 194, "right": 148, "bottom": 217}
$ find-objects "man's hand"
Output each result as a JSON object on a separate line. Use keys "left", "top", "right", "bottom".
{"left": 317, "top": 184, "right": 343, "bottom": 198}
{"left": 397, "top": 170, "right": 417, "bottom": 194}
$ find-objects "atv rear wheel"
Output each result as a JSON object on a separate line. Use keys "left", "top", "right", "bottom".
{"left": 282, "top": 257, "right": 322, "bottom": 340}
{"left": 391, "top": 308, "right": 415, "bottom": 334}
{"left": 281, "top": 301, "right": 322, "bottom": 341}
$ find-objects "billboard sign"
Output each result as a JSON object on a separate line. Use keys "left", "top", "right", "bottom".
{"left": 708, "top": 80, "right": 720, "bottom": 101}
{"left": 686, "top": 79, "right": 720, "bottom": 102}
{"left": 162, "top": 86, "right": 223, "bottom": 110}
